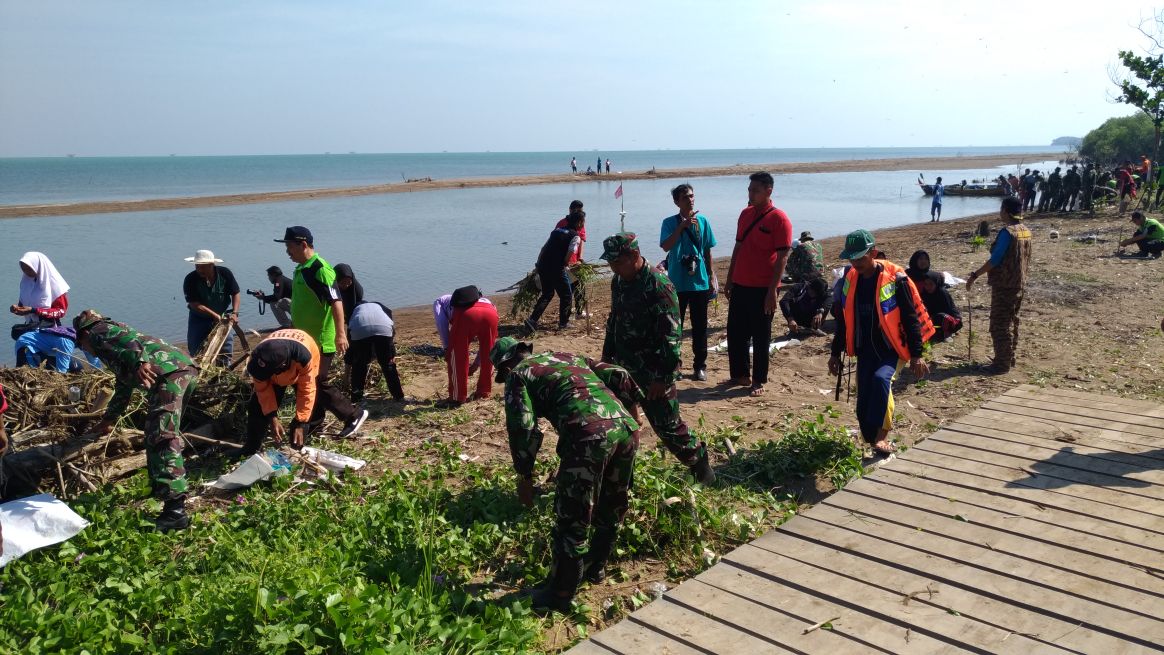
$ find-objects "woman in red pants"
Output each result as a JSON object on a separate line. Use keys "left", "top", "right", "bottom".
{"left": 445, "top": 285, "right": 499, "bottom": 405}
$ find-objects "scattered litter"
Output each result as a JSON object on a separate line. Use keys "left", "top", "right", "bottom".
{"left": 1075, "top": 234, "right": 1107, "bottom": 244}
{"left": 803, "top": 616, "right": 841, "bottom": 635}
{"left": 942, "top": 271, "right": 966, "bottom": 287}
{"left": 1, "top": 493, "right": 89, "bottom": 567}
{"left": 647, "top": 581, "right": 669, "bottom": 599}
{"left": 1049, "top": 230, "right": 1060, "bottom": 239}
{"left": 711, "top": 339, "right": 799, "bottom": 354}
{"left": 300, "top": 447, "right": 367, "bottom": 473}
{"left": 208, "top": 450, "right": 291, "bottom": 490}
{"left": 702, "top": 548, "right": 718, "bottom": 565}
{"left": 457, "top": 453, "right": 480, "bottom": 462}
{"left": 663, "top": 496, "right": 683, "bottom": 506}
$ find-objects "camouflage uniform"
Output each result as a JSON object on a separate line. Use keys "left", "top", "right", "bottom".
{"left": 87, "top": 320, "right": 197, "bottom": 501}
{"left": 502, "top": 351, "right": 643, "bottom": 590}
{"left": 987, "top": 221, "right": 1032, "bottom": 370}
{"left": 600, "top": 249, "right": 706, "bottom": 467}
{"left": 785, "top": 240, "right": 824, "bottom": 283}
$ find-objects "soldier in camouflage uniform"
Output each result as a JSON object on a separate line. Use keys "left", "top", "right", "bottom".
{"left": 599, "top": 233, "right": 715, "bottom": 484}
{"left": 967, "top": 196, "right": 1032, "bottom": 374}
{"left": 491, "top": 336, "right": 644, "bottom": 613}
{"left": 74, "top": 310, "right": 198, "bottom": 530}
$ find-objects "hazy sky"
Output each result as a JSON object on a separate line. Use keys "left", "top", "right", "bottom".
{"left": 2, "top": 1, "right": 1162, "bottom": 157}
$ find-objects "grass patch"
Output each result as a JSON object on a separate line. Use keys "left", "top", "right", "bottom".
{"left": 720, "top": 419, "right": 865, "bottom": 492}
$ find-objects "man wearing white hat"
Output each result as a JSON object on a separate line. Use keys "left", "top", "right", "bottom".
{"left": 182, "top": 249, "right": 240, "bottom": 366}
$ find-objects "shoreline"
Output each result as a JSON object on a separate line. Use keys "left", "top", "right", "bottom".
{"left": 0, "top": 152, "right": 1056, "bottom": 219}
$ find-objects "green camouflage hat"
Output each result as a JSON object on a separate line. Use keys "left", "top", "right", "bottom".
{"left": 839, "top": 229, "right": 875, "bottom": 260}
{"left": 490, "top": 336, "right": 532, "bottom": 379}
{"left": 72, "top": 309, "right": 104, "bottom": 333}
{"left": 599, "top": 232, "right": 640, "bottom": 261}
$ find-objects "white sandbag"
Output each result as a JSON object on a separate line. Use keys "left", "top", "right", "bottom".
{"left": 0, "top": 493, "right": 89, "bottom": 567}
{"left": 301, "top": 447, "right": 366, "bottom": 473}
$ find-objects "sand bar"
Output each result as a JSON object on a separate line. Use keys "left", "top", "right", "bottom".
{"left": 0, "top": 152, "right": 1056, "bottom": 219}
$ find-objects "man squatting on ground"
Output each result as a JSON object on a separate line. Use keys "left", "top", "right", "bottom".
{"left": 1119, "top": 210, "right": 1164, "bottom": 258}
{"left": 829, "top": 231, "right": 933, "bottom": 455}
{"left": 967, "top": 196, "right": 1032, "bottom": 375}
{"left": 660, "top": 183, "right": 717, "bottom": 381}
{"left": 74, "top": 310, "right": 198, "bottom": 531}
{"left": 599, "top": 232, "right": 715, "bottom": 484}
{"left": 491, "top": 336, "right": 644, "bottom": 613}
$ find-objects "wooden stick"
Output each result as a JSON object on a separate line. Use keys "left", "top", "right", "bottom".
{"left": 64, "top": 463, "right": 97, "bottom": 493}
{"left": 183, "top": 432, "right": 243, "bottom": 449}
{"left": 55, "top": 460, "right": 68, "bottom": 498}
{"left": 723, "top": 437, "right": 737, "bottom": 457}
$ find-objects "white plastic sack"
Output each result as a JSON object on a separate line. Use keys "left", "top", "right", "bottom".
{"left": 942, "top": 271, "right": 966, "bottom": 287}
{"left": 711, "top": 339, "right": 798, "bottom": 355}
{"left": 301, "top": 447, "right": 366, "bottom": 473}
{"left": 0, "top": 493, "right": 89, "bottom": 567}
{"left": 208, "top": 453, "right": 286, "bottom": 490}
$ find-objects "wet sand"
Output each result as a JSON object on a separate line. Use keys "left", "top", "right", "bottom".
{"left": 0, "top": 152, "right": 1054, "bottom": 219}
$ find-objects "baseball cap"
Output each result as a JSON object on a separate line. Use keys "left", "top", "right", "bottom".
{"left": 599, "top": 232, "right": 639, "bottom": 261}
{"left": 839, "top": 229, "right": 875, "bottom": 260}
{"left": 274, "top": 226, "right": 313, "bottom": 245}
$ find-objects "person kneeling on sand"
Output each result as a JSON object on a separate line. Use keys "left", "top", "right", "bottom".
{"left": 829, "top": 230, "right": 933, "bottom": 456}
{"left": 491, "top": 336, "right": 643, "bottom": 614}
{"left": 919, "top": 271, "right": 962, "bottom": 342}
{"left": 74, "top": 310, "right": 198, "bottom": 531}
{"left": 1119, "top": 211, "right": 1164, "bottom": 258}
{"left": 779, "top": 274, "right": 831, "bottom": 336}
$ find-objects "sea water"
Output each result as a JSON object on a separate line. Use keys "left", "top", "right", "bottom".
{"left": 0, "top": 157, "right": 1061, "bottom": 363}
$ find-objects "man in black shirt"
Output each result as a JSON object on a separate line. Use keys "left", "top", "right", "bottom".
{"left": 249, "top": 266, "right": 294, "bottom": 329}
{"left": 524, "top": 211, "right": 584, "bottom": 332}
{"left": 779, "top": 275, "right": 832, "bottom": 336}
{"left": 182, "top": 249, "right": 240, "bottom": 366}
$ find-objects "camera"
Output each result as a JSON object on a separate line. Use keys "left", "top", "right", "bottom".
{"left": 680, "top": 254, "right": 699, "bottom": 275}
{"left": 247, "top": 288, "right": 262, "bottom": 298}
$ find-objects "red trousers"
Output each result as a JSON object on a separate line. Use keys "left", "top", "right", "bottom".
{"left": 447, "top": 301, "right": 499, "bottom": 402}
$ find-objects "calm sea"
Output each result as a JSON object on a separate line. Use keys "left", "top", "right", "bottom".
{"left": 0, "top": 148, "right": 1063, "bottom": 363}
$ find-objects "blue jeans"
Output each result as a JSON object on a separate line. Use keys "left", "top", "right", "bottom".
{"left": 187, "top": 313, "right": 233, "bottom": 365}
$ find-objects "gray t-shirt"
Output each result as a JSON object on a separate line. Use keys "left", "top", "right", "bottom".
{"left": 349, "top": 302, "right": 395, "bottom": 340}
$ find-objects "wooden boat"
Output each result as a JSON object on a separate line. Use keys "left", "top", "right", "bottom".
{"left": 918, "top": 177, "right": 1006, "bottom": 197}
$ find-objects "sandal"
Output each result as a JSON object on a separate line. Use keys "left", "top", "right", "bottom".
{"left": 749, "top": 385, "right": 765, "bottom": 397}
{"left": 872, "top": 440, "right": 896, "bottom": 455}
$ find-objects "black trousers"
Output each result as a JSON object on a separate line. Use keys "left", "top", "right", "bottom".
{"left": 727, "top": 285, "right": 774, "bottom": 384}
{"left": 528, "top": 268, "right": 572, "bottom": 327}
{"left": 677, "top": 290, "right": 710, "bottom": 372}
{"left": 309, "top": 352, "right": 360, "bottom": 429}
{"left": 346, "top": 335, "right": 405, "bottom": 400}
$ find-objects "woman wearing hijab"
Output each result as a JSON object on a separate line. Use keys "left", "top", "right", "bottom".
{"left": 920, "top": 271, "right": 962, "bottom": 342}
{"left": 334, "top": 264, "right": 365, "bottom": 323}
{"left": 905, "top": 250, "right": 931, "bottom": 286}
{"left": 11, "top": 252, "right": 70, "bottom": 336}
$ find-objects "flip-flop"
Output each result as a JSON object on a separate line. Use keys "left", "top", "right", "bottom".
{"left": 872, "top": 440, "right": 896, "bottom": 455}
{"left": 749, "top": 385, "right": 765, "bottom": 397}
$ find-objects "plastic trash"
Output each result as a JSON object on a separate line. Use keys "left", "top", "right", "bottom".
{"left": 208, "top": 452, "right": 289, "bottom": 490}
{"left": 301, "top": 447, "right": 367, "bottom": 473}
{"left": 0, "top": 494, "right": 89, "bottom": 567}
{"left": 647, "top": 582, "right": 669, "bottom": 599}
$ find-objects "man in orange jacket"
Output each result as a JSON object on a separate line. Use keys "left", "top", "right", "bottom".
{"left": 828, "top": 229, "right": 932, "bottom": 457}
{"left": 231, "top": 329, "right": 319, "bottom": 457}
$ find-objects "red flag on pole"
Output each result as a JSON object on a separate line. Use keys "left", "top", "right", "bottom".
{"left": 614, "top": 183, "right": 623, "bottom": 199}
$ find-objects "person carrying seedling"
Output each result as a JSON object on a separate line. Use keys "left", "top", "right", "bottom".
{"left": 491, "top": 336, "right": 644, "bottom": 614}
{"left": 229, "top": 328, "right": 320, "bottom": 458}
{"left": 73, "top": 309, "right": 198, "bottom": 531}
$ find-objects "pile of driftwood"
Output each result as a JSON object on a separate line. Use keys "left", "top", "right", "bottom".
{"left": 0, "top": 366, "right": 251, "bottom": 500}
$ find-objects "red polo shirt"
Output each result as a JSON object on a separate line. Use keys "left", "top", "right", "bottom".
{"left": 731, "top": 203, "right": 792, "bottom": 287}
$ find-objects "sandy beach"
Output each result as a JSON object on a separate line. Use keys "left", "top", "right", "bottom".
{"left": 0, "top": 152, "right": 1054, "bottom": 218}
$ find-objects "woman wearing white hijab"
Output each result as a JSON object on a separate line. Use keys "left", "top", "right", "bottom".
{"left": 10, "top": 252, "right": 70, "bottom": 331}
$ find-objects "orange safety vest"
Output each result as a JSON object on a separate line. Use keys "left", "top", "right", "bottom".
{"left": 840, "top": 260, "right": 935, "bottom": 361}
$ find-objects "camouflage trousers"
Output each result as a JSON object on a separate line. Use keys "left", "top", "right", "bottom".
{"left": 641, "top": 385, "right": 704, "bottom": 466}
{"left": 989, "top": 286, "right": 1023, "bottom": 370}
{"left": 552, "top": 429, "right": 637, "bottom": 562}
{"left": 144, "top": 368, "right": 196, "bottom": 501}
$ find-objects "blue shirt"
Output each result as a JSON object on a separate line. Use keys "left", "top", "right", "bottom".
{"left": 989, "top": 228, "right": 1013, "bottom": 267}
{"left": 932, "top": 184, "right": 944, "bottom": 204}
{"left": 659, "top": 213, "right": 718, "bottom": 293}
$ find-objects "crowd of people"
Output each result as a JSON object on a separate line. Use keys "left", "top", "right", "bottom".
{"left": 2, "top": 168, "right": 1047, "bottom": 612}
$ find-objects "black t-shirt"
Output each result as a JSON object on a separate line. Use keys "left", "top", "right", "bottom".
{"left": 183, "top": 266, "right": 240, "bottom": 314}
{"left": 537, "top": 228, "right": 578, "bottom": 272}
{"left": 264, "top": 275, "right": 293, "bottom": 302}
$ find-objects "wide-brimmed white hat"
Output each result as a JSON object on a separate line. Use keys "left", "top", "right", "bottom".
{"left": 184, "top": 249, "right": 223, "bottom": 264}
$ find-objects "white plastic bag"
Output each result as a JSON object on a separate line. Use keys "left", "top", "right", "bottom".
{"left": 0, "top": 494, "right": 89, "bottom": 567}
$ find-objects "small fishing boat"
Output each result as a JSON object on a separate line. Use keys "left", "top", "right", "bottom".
{"left": 918, "top": 176, "right": 1006, "bottom": 197}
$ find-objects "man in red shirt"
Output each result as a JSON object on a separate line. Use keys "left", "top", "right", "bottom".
{"left": 723, "top": 172, "right": 793, "bottom": 396}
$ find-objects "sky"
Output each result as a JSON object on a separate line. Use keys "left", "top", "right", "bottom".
{"left": 2, "top": 0, "right": 1163, "bottom": 157}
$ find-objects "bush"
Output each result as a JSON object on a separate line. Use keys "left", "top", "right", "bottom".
{"left": 720, "top": 419, "right": 865, "bottom": 492}
{"left": 1080, "top": 113, "right": 1155, "bottom": 163}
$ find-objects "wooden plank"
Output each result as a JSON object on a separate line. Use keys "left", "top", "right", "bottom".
{"left": 951, "top": 413, "right": 1164, "bottom": 464}
{"left": 769, "top": 509, "right": 1164, "bottom": 648}
{"left": 665, "top": 578, "right": 886, "bottom": 654}
{"left": 863, "top": 468, "right": 1164, "bottom": 563}
{"left": 744, "top": 531, "right": 1141, "bottom": 654}
{"left": 1003, "top": 386, "right": 1164, "bottom": 419}
{"left": 1010, "top": 384, "right": 1164, "bottom": 412}
{"left": 712, "top": 545, "right": 1059, "bottom": 654}
{"left": 826, "top": 480, "right": 1164, "bottom": 597}
{"left": 563, "top": 641, "right": 617, "bottom": 655}
{"left": 980, "top": 399, "right": 1164, "bottom": 442}
{"left": 988, "top": 394, "right": 1164, "bottom": 431}
{"left": 924, "top": 430, "right": 1164, "bottom": 487}
{"left": 623, "top": 595, "right": 797, "bottom": 654}
{"left": 886, "top": 457, "right": 1164, "bottom": 538}
{"left": 966, "top": 407, "right": 1164, "bottom": 450}
{"left": 909, "top": 440, "right": 1164, "bottom": 508}
{"left": 587, "top": 618, "right": 707, "bottom": 655}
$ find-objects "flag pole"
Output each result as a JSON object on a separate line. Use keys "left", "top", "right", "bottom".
{"left": 618, "top": 179, "right": 626, "bottom": 231}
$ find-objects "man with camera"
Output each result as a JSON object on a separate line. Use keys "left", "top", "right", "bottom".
{"left": 659, "top": 184, "right": 717, "bottom": 381}
{"left": 247, "top": 265, "right": 294, "bottom": 329}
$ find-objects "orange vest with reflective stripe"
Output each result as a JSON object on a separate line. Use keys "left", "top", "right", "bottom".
{"left": 840, "top": 260, "right": 935, "bottom": 361}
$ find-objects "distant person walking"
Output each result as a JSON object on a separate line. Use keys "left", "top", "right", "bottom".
{"left": 724, "top": 172, "right": 793, "bottom": 396}
{"left": 930, "top": 177, "right": 944, "bottom": 222}
{"left": 274, "top": 226, "right": 368, "bottom": 437}
{"left": 182, "top": 249, "right": 240, "bottom": 365}
{"left": 571, "top": 157, "right": 577, "bottom": 174}
{"left": 659, "top": 183, "right": 717, "bottom": 381}
{"left": 967, "top": 196, "right": 1032, "bottom": 374}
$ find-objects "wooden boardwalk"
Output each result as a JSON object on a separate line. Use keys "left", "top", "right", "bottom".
{"left": 568, "top": 385, "right": 1164, "bottom": 654}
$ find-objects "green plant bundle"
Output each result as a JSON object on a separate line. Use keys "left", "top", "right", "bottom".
{"left": 0, "top": 441, "right": 791, "bottom": 654}
{"left": 968, "top": 235, "right": 986, "bottom": 252}
{"left": 507, "top": 262, "right": 600, "bottom": 320}
{"left": 720, "top": 419, "right": 865, "bottom": 491}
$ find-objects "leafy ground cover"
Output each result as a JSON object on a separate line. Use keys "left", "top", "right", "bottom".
{"left": 0, "top": 422, "right": 860, "bottom": 654}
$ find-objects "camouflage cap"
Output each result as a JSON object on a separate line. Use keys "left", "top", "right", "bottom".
{"left": 599, "top": 232, "right": 639, "bottom": 261}
{"left": 72, "top": 309, "right": 104, "bottom": 333}
{"left": 489, "top": 336, "right": 532, "bottom": 373}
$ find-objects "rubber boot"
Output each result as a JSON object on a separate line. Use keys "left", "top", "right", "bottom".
{"left": 530, "top": 556, "right": 581, "bottom": 614}
{"left": 155, "top": 496, "right": 190, "bottom": 532}
{"left": 583, "top": 531, "right": 617, "bottom": 584}
{"left": 690, "top": 454, "right": 716, "bottom": 485}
